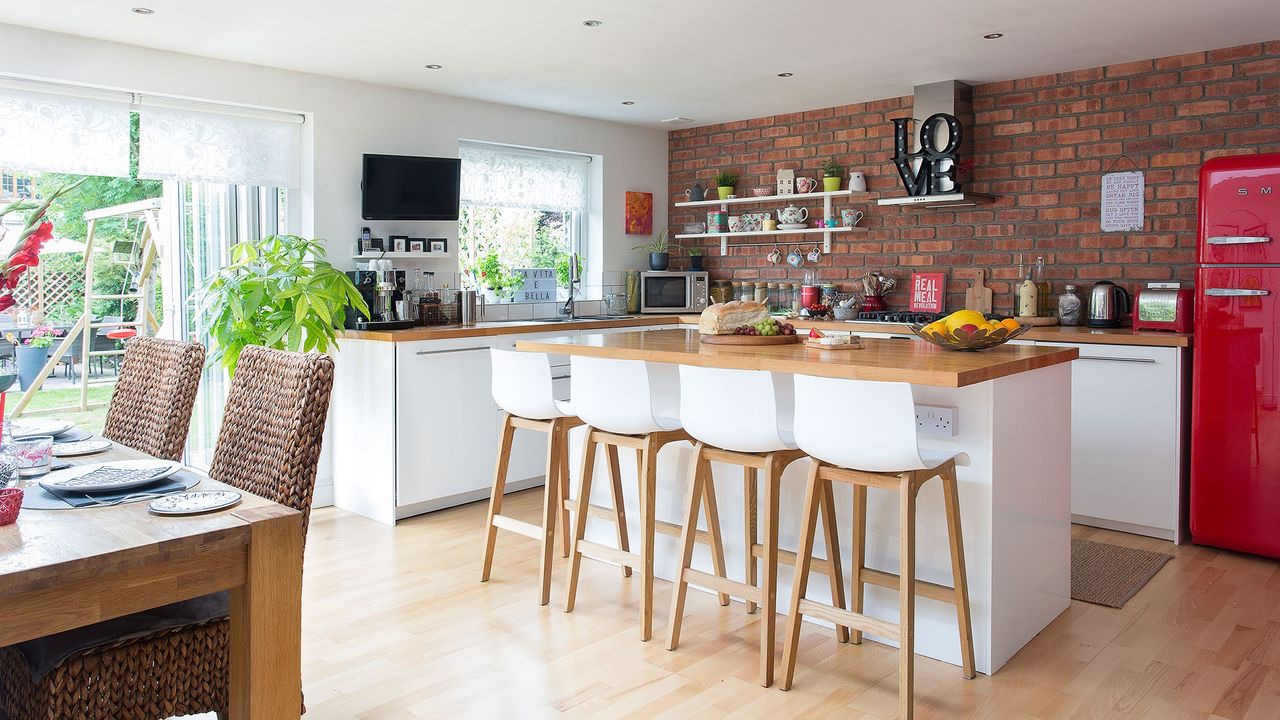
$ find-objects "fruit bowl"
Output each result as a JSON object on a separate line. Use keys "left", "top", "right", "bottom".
{"left": 908, "top": 321, "right": 1032, "bottom": 351}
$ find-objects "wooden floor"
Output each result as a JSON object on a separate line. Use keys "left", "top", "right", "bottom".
{"left": 296, "top": 490, "right": 1280, "bottom": 720}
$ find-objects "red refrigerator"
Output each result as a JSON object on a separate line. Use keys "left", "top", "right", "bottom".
{"left": 1191, "top": 152, "right": 1280, "bottom": 558}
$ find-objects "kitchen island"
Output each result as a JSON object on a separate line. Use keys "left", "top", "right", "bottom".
{"left": 516, "top": 328, "right": 1078, "bottom": 675}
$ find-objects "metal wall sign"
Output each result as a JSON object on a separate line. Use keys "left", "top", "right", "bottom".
{"left": 891, "top": 113, "right": 964, "bottom": 197}
{"left": 1101, "top": 171, "right": 1145, "bottom": 232}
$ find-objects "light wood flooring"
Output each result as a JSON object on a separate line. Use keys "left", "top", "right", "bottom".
{"left": 296, "top": 490, "right": 1280, "bottom": 719}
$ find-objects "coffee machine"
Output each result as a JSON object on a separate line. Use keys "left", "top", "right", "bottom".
{"left": 344, "top": 265, "right": 414, "bottom": 330}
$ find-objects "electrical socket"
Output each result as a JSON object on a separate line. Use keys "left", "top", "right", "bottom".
{"left": 915, "top": 404, "right": 957, "bottom": 437}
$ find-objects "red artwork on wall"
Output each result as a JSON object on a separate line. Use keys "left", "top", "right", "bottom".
{"left": 625, "top": 191, "right": 653, "bottom": 235}
{"left": 910, "top": 272, "right": 946, "bottom": 313}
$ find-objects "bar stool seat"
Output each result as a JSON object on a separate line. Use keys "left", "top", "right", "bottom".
{"left": 480, "top": 349, "right": 582, "bottom": 606}
{"left": 666, "top": 365, "right": 845, "bottom": 687}
{"left": 780, "top": 375, "right": 976, "bottom": 720}
{"left": 564, "top": 355, "right": 725, "bottom": 642}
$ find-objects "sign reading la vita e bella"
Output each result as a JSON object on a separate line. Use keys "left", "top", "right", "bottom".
{"left": 890, "top": 113, "right": 966, "bottom": 197}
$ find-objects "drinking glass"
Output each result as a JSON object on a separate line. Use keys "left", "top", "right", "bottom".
{"left": 13, "top": 435, "right": 53, "bottom": 477}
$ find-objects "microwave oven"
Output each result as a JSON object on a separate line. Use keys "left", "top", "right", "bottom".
{"left": 639, "top": 271, "right": 709, "bottom": 314}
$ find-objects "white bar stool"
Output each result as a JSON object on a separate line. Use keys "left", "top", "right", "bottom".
{"left": 780, "top": 375, "right": 976, "bottom": 720}
{"left": 564, "top": 355, "right": 726, "bottom": 641}
{"left": 667, "top": 365, "right": 845, "bottom": 688}
{"left": 480, "top": 349, "right": 582, "bottom": 606}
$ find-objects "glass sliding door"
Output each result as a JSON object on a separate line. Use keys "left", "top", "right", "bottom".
{"left": 163, "top": 181, "right": 286, "bottom": 469}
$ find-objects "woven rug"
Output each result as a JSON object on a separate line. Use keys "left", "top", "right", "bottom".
{"left": 1071, "top": 538, "right": 1173, "bottom": 608}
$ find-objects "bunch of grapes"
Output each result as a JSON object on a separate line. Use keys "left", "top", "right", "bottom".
{"left": 733, "top": 318, "right": 796, "bottom": 336}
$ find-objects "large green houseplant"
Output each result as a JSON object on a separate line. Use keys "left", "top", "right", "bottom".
{"left": 199, "top": 234, "right": 369, "bottom": 374}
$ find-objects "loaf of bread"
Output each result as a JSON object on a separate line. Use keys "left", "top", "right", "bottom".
{"left": 698, "top": 300, "right": 769, "bottom": 335}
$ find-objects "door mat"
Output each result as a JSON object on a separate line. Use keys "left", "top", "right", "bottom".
{"left": 1071, "top": 538, "right": 1173, "bottom": 608}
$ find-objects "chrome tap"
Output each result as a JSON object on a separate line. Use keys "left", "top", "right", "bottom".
{"left": 561, "top": 254, "right": 580, "bottom": 319}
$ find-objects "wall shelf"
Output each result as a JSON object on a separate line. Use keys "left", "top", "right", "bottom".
{"left": 352, "top": 252, "right": 451, "bottom": 260}
{"left": 676, "top": 189, "right": 875, "bottom": 255}
{"left": 674, "top": 188, "right": 876, "bottom": 208}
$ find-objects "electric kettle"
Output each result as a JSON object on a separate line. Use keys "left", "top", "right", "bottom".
{"left": 1087, "top": 280, "right": 1130, "bottom": 328}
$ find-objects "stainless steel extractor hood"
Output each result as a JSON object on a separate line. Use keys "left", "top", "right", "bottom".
{"left": 878, "top": 80, "right": 995, "bottom": 209}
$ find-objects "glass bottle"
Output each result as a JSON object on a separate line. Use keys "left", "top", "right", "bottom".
{"left": 1034, "top": 257, "right": 1051, "bottom": 317}
{"left": 1058, "top": 284, "right": 1082, "bottom": 326}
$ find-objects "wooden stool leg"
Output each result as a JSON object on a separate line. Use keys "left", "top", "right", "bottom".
{"left": 537, "top": 420, "right": 565, "bottom": 605}
{"left": 564, "top": 432, "right": 599, "bottom": 613}
{"left": 759, "top": 453, "right": 782, "bottom": 687}
{"left": 480, "top": 414, "right": 516, "bottom": 583}
{"left": 605, "top": 444, "right": 632, "bottom": 578}
{"left": 819, "top": 476, "right": 850, "bottom": 643}
{"left": 743, "top": 465, "right": 759, "bottom": 614}
{"left": 780, "top": 460, "right": 823, "bottom": 691}
{"left": 639, "top": 436, "right": 659, "bottom": 642}
{"left": 701, "top": 459, "right": 731, "bottom": 606}
{"left": 667, "top": 443, "right": 707, "bottom": 651}
{"left": 557, "top": 428, "right": 572, "bottom": 559}
{"left": 898, "top": 473, "right": 918, "bottom": 720}
{"left": 941, "top": 461, "right": 976, "bottom": 679}
{"left": 850, "top": 483, "right": 867, "bottom": 644}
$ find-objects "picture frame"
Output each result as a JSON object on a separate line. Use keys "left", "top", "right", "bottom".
{"left": 429, "top": 239, "right": 446, "bottom": 253}
{"left": 389, "top": 235, "right": 408, "bottom": 252}
{"left": 409, "top": 239, "right": 425, "bottom": 253}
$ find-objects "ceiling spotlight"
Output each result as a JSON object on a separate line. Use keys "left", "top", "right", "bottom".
{"left": 582, "top": 19, "right": 603, "bottom": 27}
{"left": 424, "top": 64, "right": 443, "bottom": 69}
{"left": 983, "top": 32, "right": 1004, "bottom": 39}
{"left": 777, "top": 72, "right": 794, "bottom": 78}
{"left": 621, "top": 101, "right": 635, "bottom": 105}
{"left": 131, "top": 7, "right": 155, "bottom": 14}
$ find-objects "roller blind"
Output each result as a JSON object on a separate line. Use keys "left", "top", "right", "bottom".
{"left": 459, "top": 141, "right": 588, "bottom": 213}
{"left": 138, "top": 104, "right": 302, "bottom": 188}
{"left": 0, "top": 86, "right": 131, "bottom": 177}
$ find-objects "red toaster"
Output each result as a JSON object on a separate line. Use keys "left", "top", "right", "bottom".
{"left": 1132, "top": 283, "right": 1194, "bottom": 332}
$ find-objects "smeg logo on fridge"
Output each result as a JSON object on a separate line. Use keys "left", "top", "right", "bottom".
{"left": 1237, "top": 185, "right": 1274, "bottom": 196}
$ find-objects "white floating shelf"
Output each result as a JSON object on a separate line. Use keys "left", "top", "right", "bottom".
{"left": 675, "top": 189, "right": 876, "bottom": 208}
{"left": 673, "top": 227, "right": 866, "bottom": 240}
{"left": 352, "top": 252, "right": 451, "bottom": 260}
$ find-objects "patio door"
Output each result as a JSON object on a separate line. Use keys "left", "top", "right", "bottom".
{"left": 161, "top": 182, "right": 287, "bottom": 469}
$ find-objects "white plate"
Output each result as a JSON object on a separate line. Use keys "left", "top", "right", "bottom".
{"left": 39, "top": 459, "right": 183, "bottom": 494}
{"left": 148, "top": 490, "right": 242, "bottom": 516}
{"left": 52, "top": 439, "right": 114, "bottom": 457}
{"left": 778, "top": 223, "right": 810, "bottom": 230}
{"left": 10, "top": 418, "right": 75, "bottom": 439}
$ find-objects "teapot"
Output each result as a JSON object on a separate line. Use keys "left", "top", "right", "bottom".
{"left": 684, "top": 183, "right": 709, "bottom": 202}
{"left": 776, "top": 204, "right": 809, "bottom": 225}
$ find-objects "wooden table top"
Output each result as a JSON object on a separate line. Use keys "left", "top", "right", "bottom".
{"left": 516, "top": 328, "right": 1078, "bottom": 387}
{"left": 0, "top": 443, "right": 289, "bottom": 594}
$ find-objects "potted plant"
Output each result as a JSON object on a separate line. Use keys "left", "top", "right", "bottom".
{"left": 13, "top": 327, "right": 60, "bottom": 391}
{"left": 633, "top": 228, "right": 671, "bottom": 271}
{"left": 473, "top": 250, "right": 521, "bottom": 302}
{"left": 687, "top": 245, "right": 705, "bottom": 271}
{"left": 199, "top": 234, "right": 369, "bottom": 375}
{"left": 821, "top": 157, "right": 843, "bottom": 192}
{"left": 714, "top": 170, "right": 739, "bottom": 200}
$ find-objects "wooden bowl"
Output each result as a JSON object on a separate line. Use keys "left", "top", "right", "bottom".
{"left": 907, "top": 322, "right": 1033, "bottom": 351}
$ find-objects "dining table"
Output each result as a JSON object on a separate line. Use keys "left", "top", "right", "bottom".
{"left": 0, "top": 442, "right": 304, "bottom": 719}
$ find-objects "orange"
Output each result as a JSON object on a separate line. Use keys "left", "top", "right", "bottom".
{"left": 998, "top": 318, "right": 1021, "bottom": 332}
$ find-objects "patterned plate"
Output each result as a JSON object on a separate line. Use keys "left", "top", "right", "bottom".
{"left": 52, "top": 439, "right": 114, "bottom": 457}
{"left": 39, "top": 459, "right": 183, "bottom": 494}
{"left": 10, "top": 418, "right": 75, "bottom": 439}
{"left": 148, "top": 490, "right": 242, "bottom": 516}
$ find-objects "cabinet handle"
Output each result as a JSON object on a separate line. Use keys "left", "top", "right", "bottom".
{"left": 1206, "top": 235, "right": 1272, "bottom": 245}
{"left": 888, "top": 335, "right": 914, "bottom": 340}
{"left": 551, "top": 374, "right": 571, "bottom": 380}
{"left": 1205, "top": 288, "right": 1270, "bottom": 297}
{"left": 415, "top": 346, "right": 490, "bottom": 356}
{"left": 1078, "top": 355, "right": 1157, "bottom": 364}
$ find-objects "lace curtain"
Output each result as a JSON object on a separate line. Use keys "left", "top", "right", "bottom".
{"left": 460, "top": 142, "right": 588, "bottom": 212}
{"left": 138, "top": 106, "right": 302, "bottom": 188}
{"left": 0, "top": 87, "right": 131, "bottom": 177}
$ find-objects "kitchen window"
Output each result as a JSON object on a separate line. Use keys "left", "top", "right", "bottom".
{"left": 458, "top": 141, "right": 589, "bottom": 302}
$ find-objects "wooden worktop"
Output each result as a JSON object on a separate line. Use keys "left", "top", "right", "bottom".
{"left": 516, "top": 328, "right": 1078, "bottom": 387}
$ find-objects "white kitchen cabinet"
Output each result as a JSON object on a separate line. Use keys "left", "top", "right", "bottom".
{"left": 1038, "top": 341, "right": 1189, "bottom": 542}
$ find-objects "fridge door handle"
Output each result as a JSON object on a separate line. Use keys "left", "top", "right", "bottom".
{"left": 1206, "top": 235, "right": 1272, "bottom": 245}
{"left": 1205, "top": 288, "right": 1271, "bottom": 297}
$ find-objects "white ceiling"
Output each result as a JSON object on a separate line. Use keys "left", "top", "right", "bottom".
{"left": 2, "top": 0, "right": 1278, "bottom": 128}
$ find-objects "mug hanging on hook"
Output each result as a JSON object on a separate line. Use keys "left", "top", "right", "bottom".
{"left": 786, "top": 245, "right": 805, "bottom": 268}
{"left": 766, "top": 245, "right": 783, "bottom": 264}
{"left": 806, "top": 244, "right": 822, "bottom": 263}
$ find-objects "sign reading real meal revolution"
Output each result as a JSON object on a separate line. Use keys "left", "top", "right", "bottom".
{"left": 513, "top": 268, "right": 557, "bottom": 303}
{"left": 1101, "top": 171, "right": 1145, "bottom": 232}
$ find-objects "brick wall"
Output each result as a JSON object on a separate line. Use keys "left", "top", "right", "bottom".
{"left": 667, "top": 41, "right": 1280, "bottom": 314}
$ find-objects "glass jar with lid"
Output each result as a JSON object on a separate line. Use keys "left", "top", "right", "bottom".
{"left": 710, "top": 280, "right": 732, "bottom": 305}
{"left": 790, "top": 283, "right": 803, "bottom": 314}
{"left": 766, "top": 282, "right": 780, "bottom": 312}
{"left": 754, "top": 282, "right": 769, "bottom": 305}
{"left": 1058, "top": 284, "right": 1082, "bottom": 326}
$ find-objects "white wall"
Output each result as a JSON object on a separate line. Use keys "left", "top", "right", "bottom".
{"left": 0, "top": 23, "right": 668, "bottom": 275}
{"left": 0, "top": 22, "right": 668, "bottom": 504}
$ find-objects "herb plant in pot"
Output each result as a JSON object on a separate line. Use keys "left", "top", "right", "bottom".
{"left": 634, "top": 228, "right": 671, "bottom": 271}
{"left": 821, "top": 157, "right": 843, "bottom": 192}
{"left": 687, "top": 245, "right": 705, "bottom": 271}
{"left": 199, "top": 234, "right": 369, "bottom": 375}
{"left": 714, "top": 170, "right": 739, "bottom": 200}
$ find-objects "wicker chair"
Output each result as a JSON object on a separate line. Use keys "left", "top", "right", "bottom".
{"left": 100, "top": 337, "right": 206, "bottom": 461}
{"left": 0, "top": 346, "right": 336, "bottom": 720}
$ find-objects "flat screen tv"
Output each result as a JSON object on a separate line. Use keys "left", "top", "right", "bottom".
{"left": 361, "top": 154, "right": 461, "bottom": 221}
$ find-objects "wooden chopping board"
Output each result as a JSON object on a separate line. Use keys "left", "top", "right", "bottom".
{"left": 957, "top": 269, "right": 993, "bottom": 314}
{"left": 700, "top": 334, "right": 801, "bottom": 346}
